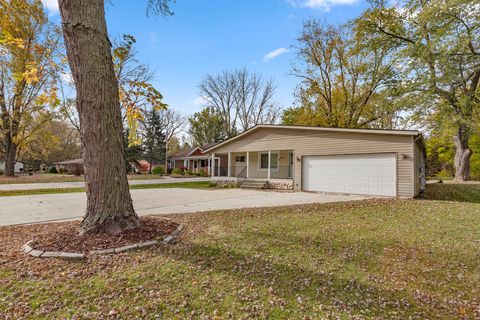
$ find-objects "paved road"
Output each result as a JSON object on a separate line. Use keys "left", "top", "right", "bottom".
{"left": 0, "top": 177, "right": 210, "bottom": 191}
{"left": 0, "top": 188, "right": 369, "bottom": 226}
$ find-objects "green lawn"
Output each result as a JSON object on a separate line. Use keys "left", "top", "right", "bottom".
{"left": 0, "top": 183, "right": 479, "bottom": 319}
{"left": 425, "top": 181, "right": 480, "bottom": 203}
{"left": 0, "top": 173, "right": 169, "bottom": 184}
{"left": 0, "top": 181, "right": 212, "bottom": 197}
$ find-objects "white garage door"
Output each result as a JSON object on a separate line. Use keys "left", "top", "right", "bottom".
{"left": 302, "top": 153, "right": 396, "bottom": 196}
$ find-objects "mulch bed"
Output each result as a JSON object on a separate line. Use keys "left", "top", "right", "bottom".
{"left": 30, "top": 217, "right": 179, "bottom": 254}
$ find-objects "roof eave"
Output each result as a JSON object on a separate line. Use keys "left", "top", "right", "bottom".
{"left": 203, "top": 124, "right": 422, "bottom": 153}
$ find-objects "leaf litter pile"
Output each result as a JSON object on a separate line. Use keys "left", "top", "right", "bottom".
{"left": 30, "top": 217, "right": 179, "bottom": 254}
{"left": 1, "top": 184, "right": 479, "bottom": 319}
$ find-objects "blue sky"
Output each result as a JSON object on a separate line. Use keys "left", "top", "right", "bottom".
{"left": 43, "top": 0, "right": 368, "bottom": 116}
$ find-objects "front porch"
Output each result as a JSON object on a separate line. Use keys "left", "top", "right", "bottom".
{"left": 169, "top": 156, "right": 224, "bottom": 175}
{"left": 183, "top": 157, "right": 213, "bottom": 175}
{"left": 209, "top": 150, "right": 294, "bottom": 189}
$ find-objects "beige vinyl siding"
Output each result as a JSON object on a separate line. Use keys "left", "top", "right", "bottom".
{"left": 230, "top": 151, "right": 290, "bottom": 178}
{"left": 211, "top": 127, "right": 416, "bottom": 197}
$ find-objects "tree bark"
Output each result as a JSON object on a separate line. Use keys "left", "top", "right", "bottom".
{"left": 3, "top": 136, "right": 17, "bottom": 177}
{"left": 58, "top": 0, "right": 139, "bottom": 235}
{"left": 453, "top": 124, "right": 472, "bottom": 182}
{"left": 1, "top": 88, "right": 17, "bottom": 177}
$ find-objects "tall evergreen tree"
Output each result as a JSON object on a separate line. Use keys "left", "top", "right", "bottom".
{"left": 142, "top": 108, "right": 166, "bottom": 173}
{"left": 123, "top": 129, "right": 144, "bottom": 173}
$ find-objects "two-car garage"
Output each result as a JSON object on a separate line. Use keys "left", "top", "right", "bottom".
{"left": 302, "top": 153, "right": 397, "bottom": 197}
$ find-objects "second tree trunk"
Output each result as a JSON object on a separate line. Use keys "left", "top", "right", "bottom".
{"left": 454, "top": 124, "right": 472, "bottom": 182}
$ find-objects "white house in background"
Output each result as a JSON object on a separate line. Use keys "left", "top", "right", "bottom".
{"left": 0, "top": 160, "right": 24, "bottom": 173}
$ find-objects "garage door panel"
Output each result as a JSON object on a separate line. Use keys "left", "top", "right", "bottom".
{"left": 302, "top": 153, "right": 396, "bottom": 196}
{"left": 368, "top": 176, "right": 381, "bottom": 183}
{"left": 381, "top": 176, "right": 395, "bottom": 183}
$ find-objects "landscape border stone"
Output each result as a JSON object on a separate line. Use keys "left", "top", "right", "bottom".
{"left": 21, "top": 224, "right": 184, "bottom": 260}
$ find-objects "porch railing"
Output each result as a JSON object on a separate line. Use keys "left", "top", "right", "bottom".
{"left": 212, "top": 165, "right": 293, "bottom": 179}
{"left": 269, "top": 166, "right": 294, "bottom": 179}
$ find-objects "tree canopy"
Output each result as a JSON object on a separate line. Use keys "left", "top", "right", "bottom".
{"left": 0, "top": 0, "right": 62, "bottom": 175}
{"left": 357, "top": 0, "right": 480, "bottom": 180}
{"left": 285, "top": 20, "right": 405, "bottom": 129}
{"left": 188, "top": 106, "right": 226, "bottom": 147}
{"left": 198, "top": 69, "right": 281, "bottom": 138}
{"left": 113, "top": 34, "right": 167, "bottom": 145}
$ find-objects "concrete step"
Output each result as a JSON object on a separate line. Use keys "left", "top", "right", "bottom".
{"left": 239, "top": 180, "right": 268, "bottom": 189}
{"left": 241, "top": 180, "right": 267, "bottom": 185}
{"left": 240, "top": 184, "right": 267, "bottom": 189}
{"left": 240, "top": 182, "right": 267, "bottom": 186}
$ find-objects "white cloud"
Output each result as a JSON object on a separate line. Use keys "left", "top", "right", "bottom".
{"left": 192, "top": 96, "right": 209, "bottom": 106}
{"left": 287, "top": 0, "right": 358, "bottom": 11}
{"left": 263, "top": 47, "right": 289, "bottom": 62}
{"left": 61, "top": 72, "right": 74, "bottom": 85}
{"left": 41, "top": 0, "right": 59, "bottom": 15}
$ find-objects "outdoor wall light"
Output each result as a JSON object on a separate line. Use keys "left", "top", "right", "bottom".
{"left": 296, "top": 156, "right": 301, "bottom": 161}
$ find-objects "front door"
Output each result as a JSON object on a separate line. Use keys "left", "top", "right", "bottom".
{"left": 234, "top": 155, "right": 246, "bottom": 176}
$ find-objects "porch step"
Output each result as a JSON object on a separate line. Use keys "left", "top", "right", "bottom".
{"left": 239, "top": 180, "right": 268, "bottom": 189}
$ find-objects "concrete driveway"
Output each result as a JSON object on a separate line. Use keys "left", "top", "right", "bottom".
{"left": 0, "top": 177, "right": 210, "bottom": 191}
{"left": 0, "top": 188, "right": 369, "bottom": 226}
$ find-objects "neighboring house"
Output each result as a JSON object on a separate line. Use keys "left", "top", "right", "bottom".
{"left": 168, "top": 143, "right": 227, "bottom": 175}
{"left": 204, "top": 125, "right": 426, "bottom": 198}
{"left": 0, "top": 160, "right": 24, "bottom": 173}
{"left": 54, "top": 158, "right": 84, "bottom": 175}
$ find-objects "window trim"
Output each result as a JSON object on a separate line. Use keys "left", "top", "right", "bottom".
{"left": 258, "top": 152, "right": 279, "bottom": 171}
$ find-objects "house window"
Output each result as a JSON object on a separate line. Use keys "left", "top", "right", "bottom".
{"left": 235, "top": 156, "right": 245, "bottom": 163}
{"left": 259, "top": 152, "right": 278, "bottom": 169}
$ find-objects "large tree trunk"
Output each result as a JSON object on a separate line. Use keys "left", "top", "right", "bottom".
{"left": 3, "top": 135, "right": 17, "bottom": 177}
{"left": 58, "top": 0, "right": 139, "bottom": 235}
{"left": 453, "top": 124, "right": 472, "bottom": 182}
{"left": 1, "top": 94, "right": 17, "bottom": 177}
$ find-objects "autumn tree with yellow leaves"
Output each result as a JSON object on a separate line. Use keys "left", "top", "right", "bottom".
{"left": 113, "top": 34, "right": 167, "bottom": 146}
{"left": 0, "top": 0, "right": 62, "bottom": 176}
